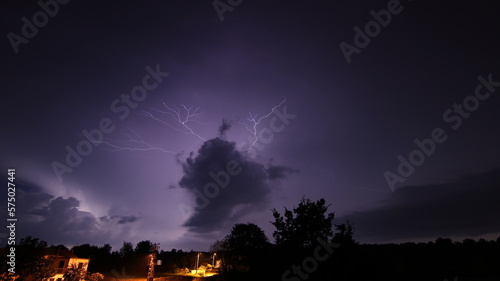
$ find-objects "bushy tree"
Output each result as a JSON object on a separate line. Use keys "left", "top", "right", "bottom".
{"left": 71, "top": 244, "right": 114, "bottom": 273}
{"left": 0, "top": 272, "right": 18, "bottom": 281}
{"left": 209, "top": 239, "right": 227, "bottom": 253}
{"left": 99, "top": 244, "right": 112, "bottom": 256}
{"left": 24, "top": 258, "right": 56, "bottom": 281}
{"left": 16, "top": 236, "right": 56, "bottom": 281}
{"left": 271, "top": 197, "right": 335, "bottom": 249}
{"left": 63, "top": 264, "right": 86, "bottom": 281}
{"left": 71, "top": 244, "right": 97, "bottom": 258}
{"left": 119, "top": 242, "right": 134, "bottom": 257}
{"left": 210, "top": 223, "right": 269, "bottom": 272}
{"left": 333, "top": 220, "right": 356, "bottom": 245}
{"left": 86, "top": 272, "right": 104, "bottom": 281}
{"left": 134, "top": 240, "right": 153, "bottom": 254}
{"left": 224, "top": 223, "right": 269, "bottom": 254}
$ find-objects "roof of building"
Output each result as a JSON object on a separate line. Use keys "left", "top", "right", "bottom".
{"left": 45, "top": 247, "right": 80, "bottom": 259}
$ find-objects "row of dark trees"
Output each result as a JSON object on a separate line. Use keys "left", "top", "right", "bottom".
{"left": 210, "top": 197, "right": 356, "bottom": 280}
{"left": 0, "top": 237, "right": 104, "bottom": 281}
{"left": 0, "top": 237, "right": 56, "bottom": 281}
{"left": 61, "top": 240, "right": 209, "bottom": 277}
{"left": 209, "top": 197, "right": 500, "bottom": 281}
{"left": 0, "top": 237, "right": 209, "bottom": 280}
{"left": 3, "top": 197, "right": 500, "bottom": 281}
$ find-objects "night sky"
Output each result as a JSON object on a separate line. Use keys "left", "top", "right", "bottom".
{"left": 1, "top": 0, "right": 500, "bottom": 251}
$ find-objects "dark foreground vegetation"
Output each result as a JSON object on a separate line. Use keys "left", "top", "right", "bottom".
{"left": 2, "top": 198, "right": 499, "bottom": 281}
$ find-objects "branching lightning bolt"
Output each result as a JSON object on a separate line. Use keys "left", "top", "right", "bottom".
{"left": 141, "top": 101, "right": 207, "bottom": 141}
{"left": 87, "top": 103, "right": 206, "bottom": 154}
{"left": 89, "top": 99, "right": 287, "bottom": 156}
{"left": 239, "top": 98, "right": 286, "bottom": 150}
{"left": 87, "top": 127, "right": 176, "bottom": 154}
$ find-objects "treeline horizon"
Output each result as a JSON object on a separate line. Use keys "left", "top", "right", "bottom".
{"left": 2, "top": 197, "right": 500, "bottom": 281}
{"left": 5, "top": 233, "right": 499, "bottom": 257}
{"left": 3, "top": 234, "right": 500, "bottom": 280}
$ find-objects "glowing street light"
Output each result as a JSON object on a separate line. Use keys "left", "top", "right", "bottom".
{"left": 195, "top": 253, "right": 200, "bottom": 274}
{"left": 212, "top": 253, "right": 216, "bottom": 267}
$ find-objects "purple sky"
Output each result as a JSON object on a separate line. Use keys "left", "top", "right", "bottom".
{"left": 1, "top": 0, "right": 500, "bottom": 252}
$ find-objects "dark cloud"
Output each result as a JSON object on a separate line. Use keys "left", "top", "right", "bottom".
{"left": 99, "top": 216, "right": 109, "bottom": 223}
{"left": 98, "top": 215, "right": 142, "bottom": 225}
{"left": 17, "top": 192, "right": 99, "bottom": 245}
{"left": 218, "top": 119, "right": 233, "bottom": 138}
{"left": 0, "top": 181, "right": 133, "bottom": 246}
{"left": 10, "top": 182, "right": 54, "bottom": 217}
{"left": 111, "top": 215, "right": 142, "bottom": 224}
{"left": 178, "top": 137, "right": 295, "bottom": 233}
{"left": 266, "top": 164, "right": 300, "bottom": 180}
{"left": 342, "top": 169, "right": 500, "bottom": 243}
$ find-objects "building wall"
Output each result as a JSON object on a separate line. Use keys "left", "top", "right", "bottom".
{"left": 48, "top": 257, "right": 90, "bottom": 281}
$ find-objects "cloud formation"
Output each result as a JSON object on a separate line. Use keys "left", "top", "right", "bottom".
{"left": 267, "top": 164, "right": 300, "bottom": 180}
{"left": 14, "top": 185, "right": 99, "bottom": 245}
{"left": 0, "top": 181, "right": 140, "bottom": 247}
{"left": 113, "top": 215, "right": 142, "bottom": 224}
{"left": 341, "top": 169, "right": 500, "bottom": 243}
{"left": 178, "top": 137, "right": 297, "bottom": 233}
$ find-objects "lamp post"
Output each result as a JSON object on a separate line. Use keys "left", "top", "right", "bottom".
{"left": 147, "top": 243, "right": 159, "bottom": 281}
{"left": 195, "top": 253, "right": 200, "bottom": 274}
{"left": 212, "top": 253, "right": 216, "bottom": 268}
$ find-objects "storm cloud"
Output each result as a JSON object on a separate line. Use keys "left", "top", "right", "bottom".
{"left": 2, "top": 0, "right": 499, "bottom": 250}
{"left": 267, "top": 164, "right": 300, "bottom": 180}
{"left": 113, "top": 215, "right": 142, "bottom": 224}
{"left": 178, "top": 137, "right": 296, "bottom": 233}
{"left": 342, "top": 169, "right": 500, "bottom": 243}
{"left": 12, "top": 184, "right": 99, "bottom": 245}
{"left": 0, "top": 181, "right": 140, "bottom": 247}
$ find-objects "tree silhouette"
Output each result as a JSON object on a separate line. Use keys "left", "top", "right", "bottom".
{"left": 135, "top": 240, "right": 153, "bottom": 254}
{"left": 63, "top": 264, "right": 86, "bottom": 281}
{"left": 224, "top": 223, "right": 269, "bottom": 254}
{"left": 271, "top": 197, "right": 335, "bottom": 249}
{"left": 119, "top": 242, "right": 134, "bottom": 257}
{"left": 99, "top": 244, "right": 112, "bottom": 255}
{"left": 71, "top": 244, "right": 114, "bottom": 274}
{"left": 23, "top": 258, "right": 56, "bottom": 281}
{"left": 209, "top": 239, "right": 226, "bottom": 253}
{"left": 16, "top": 236, "right": 56, "bottom": 281}
{"left": 71, "top": 244, "right": 96, "bottom": 258}
{"left": 210, "top": 223, "right": 269, "bottom": 273}
{"left": 87, "top": 272, "right": 104, "bottom": 281}
{"left": 333, "top": 220, "right": 356, "bottom": 245}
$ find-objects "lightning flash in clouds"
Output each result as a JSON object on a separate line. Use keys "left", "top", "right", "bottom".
{"left": 88, "top": 127, "right": 176, "bottom": 154}
{"left": 141, "top": 102, "right": 207, "bottom": 141}
{"left": 88, "top": 103, "right": 207, "bottom": 153}
{"left": 238, "top": 98, "right": 286, "bottom": 150}
{"left": 89, "top": 99, "right": 290, "bottom": 160}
